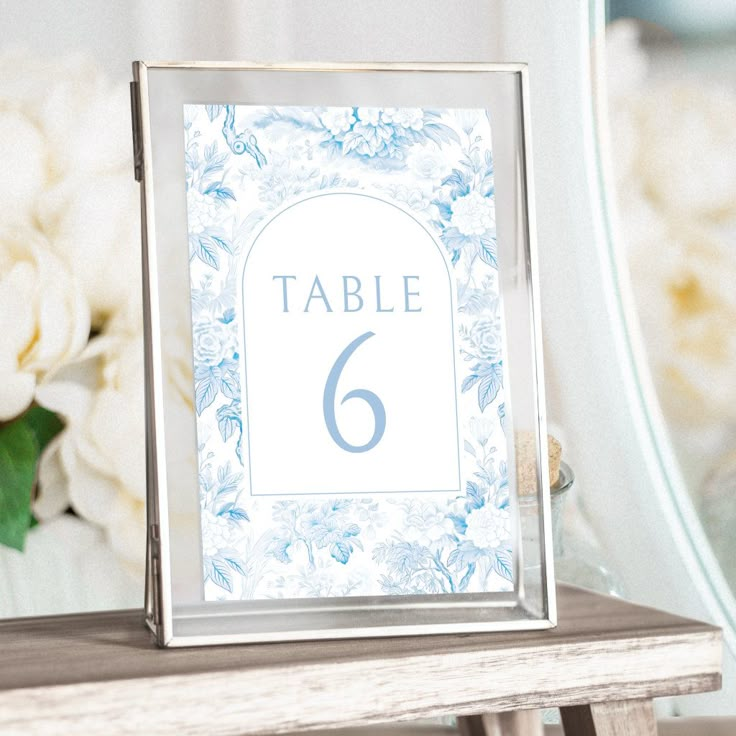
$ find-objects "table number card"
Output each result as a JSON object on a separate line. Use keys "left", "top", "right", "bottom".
{"left": 134, "top": 63, "right": 552, "bottom": 646}
{"left": 184, "top": 104, "right": 513, "bottom": 601}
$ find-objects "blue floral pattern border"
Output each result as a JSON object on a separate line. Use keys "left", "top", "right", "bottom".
{"left": 183, "top": 104, "right": 513, "bottom": 600}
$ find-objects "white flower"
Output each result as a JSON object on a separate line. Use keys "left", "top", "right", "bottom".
{"left": 356, "top": 107, "right": 382, "bottom": 126}
{"left": 186, "top": 189, "right": 220, "bottom": 236}
{"left": 381, "top": 108, "right": 424, "bottom": 130}
{"left": 464, "top": 504, "right": 510, "bottom": 550}
{"left": 450, "top": 191, "right": 495, "bottom": 236}
{"left": 469, "top": 316, "right": 503, "bottom": 363}
{"left": 201, "top": 510, "right": 233, "bottom": 557}
{"left": 37, "top": 172, "right": 140, "bottom": 325}
{"left": 606, "top": 23, "right": 736, "bottom": 427}
{"left": 192, "top": 320, "right": 235, "bottom": 366}
{"left": 0, "top": 111, "right": 46, "bottom": 227}
{"left": 347, "top": 122, "right": 393, "bottom": 157}
{"left": 628, "top": 227, "right": 736, "bottom": 425}
{"left": 0, "top": 51, "right": 132, "bottom": 179}
{"left": 387, "top": 184, "right": 431, "bottom": 212}
{"left": 34, "top": 318, "right": 196, "bottom": 574}
{"left": 0, "top": 51, "right": 138, "bottom": 326}
{"left": 0, "top": 229, "right": 90, "bottom": 420}
{"left": 636, "top": 82, "right": 736, "bottom": 219}
{"left": 320, "top": 107, "right": 356, "bottom": 136}
{"left": 401, "top": 502, "right": 453, "bottom": 547}
{"left": 33, "top": 327, "right": 144, "bottom": 569}
{"left": 409, "top": 151, "right": 443, "bottom": 180}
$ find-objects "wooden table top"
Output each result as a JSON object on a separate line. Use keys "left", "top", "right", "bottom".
{"left": 0, "top": 585, "right": 721, "bottom": 736}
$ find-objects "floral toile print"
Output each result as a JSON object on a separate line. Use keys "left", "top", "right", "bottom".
{"left": 184, "top": 104, "right": 513, "bottom": 601}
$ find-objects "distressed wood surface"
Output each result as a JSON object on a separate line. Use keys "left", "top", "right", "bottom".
{"left": 458, "top": 711, "right": 543, "bottom": 736}
{"left": 0, "top": 585, "right": 721, "bottom": 736}
{"left": 560, "top": 699, "right": 657, "bottom": 736}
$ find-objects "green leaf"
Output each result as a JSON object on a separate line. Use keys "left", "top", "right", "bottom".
{"left": 0, "top": 420, "right": 40, "bottom": 551}
{"left": 22, "top": 405, "right": 64, "bottom": 453}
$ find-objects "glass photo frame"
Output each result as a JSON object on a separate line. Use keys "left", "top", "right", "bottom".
{"left": 132, "top": 62, "right": 554, "bottom": 646}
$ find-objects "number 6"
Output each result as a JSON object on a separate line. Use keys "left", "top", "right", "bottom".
{"left": 323, "top": 331, "right": 386, "bottom": 453}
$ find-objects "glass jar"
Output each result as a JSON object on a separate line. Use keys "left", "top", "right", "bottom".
{"left": 552, "top": 462, "right": 624, "bottom": 597}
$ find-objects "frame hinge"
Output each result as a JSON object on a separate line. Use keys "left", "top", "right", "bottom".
{"left": 129, "top": 81, "right": 143, "bottom": 182}
{"left": 146, "top": 522, "right": 162, "bottom": 631}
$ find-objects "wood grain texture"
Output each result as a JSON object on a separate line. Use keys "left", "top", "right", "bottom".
{"left": 0, "top": 586, "right": 721, "bottom": 736}
{"left": 561, "top": 699, "right": 657, "bottom": 736}
{"left": 458, "top": 711, "right": 543, "bottom": 736}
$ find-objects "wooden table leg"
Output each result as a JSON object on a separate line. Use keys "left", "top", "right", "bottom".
{"left": 457, "top": 711, "right": 543, "bottom": 736}
{"left": 560, "top": 699, "right": 657, "bottom": 736}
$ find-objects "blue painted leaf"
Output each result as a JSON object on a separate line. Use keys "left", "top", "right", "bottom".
{"left": 270, "top": 538, "right": 292, "bottom": 563}
{"left": 343, "top": 523, "right": 361, "bottom": 538}
{"left": 193, "top": 235, "right": 219, "bottom": 269}
{"left": 466, "top": 481, "right": 485, "bottom": 510}
{"left": 319, "top": 138, "right": 343, "bottom": 158}
{"left": 204, "top": 183, "right": 236, "bottom": 202}
{"left": 422, "top": 122, "right": 460, "bottom": 146}
{"left": 441, "top": 226, "right": 469, "bottom": 253}
{"left": 341, "top": 129, "right": 366, "bottom": 155}
{"left": 216, "top": 402, "right": 240, "bottom": 442}
{"left": 218, "top": 187, "right": 236, "bottom": 201}
{"left": 493, "top": 548, "right": 514, "bottom": 581}
{"left": 194, "top": 362, "right": 212, "bottom": 381}
{"left": 224, "top": 557, "right": 246, "bottom": 575}
{"left": 219, "top": 363, "right": 239, "bottom": 399}
{"left": 464, "top": 440, "right": 476, "bottom": 457}
{"left": 479, "top": 178, "right": 494, "bottom": 197}
{"left": 441, "top": 169, "right": 471, "bottom": 198}
{"left": 218, "top": 500, "right": 234, "bottom": 515}
{"left": 195, "top": 375, "right": 218, "bottom": 415}
{"left": 478, "top": 363, "right": 503, "bottom": 412}
{"left": 461, "top": 373, "right": 480, "bottom": 393}
{"left": 225, "top": 507, "right": 250, "bottom": 522}
{"left": 479, "top": 234, "right": 497, "bottom": 267}
{"left": 205, "top": 104, "right": 223, "bottom": 121}
{"left": 330, "top": 541, "right": 351, "bottom": 564}
{"left": 209, "top": 560, "right": 233, "bottom": 592}
{"left": 219, "top": 307, "right": 236, "bottom": 324}
{"left": 448, "top": 513, "right": 468, "bottom": 536}
{"left": 272, "top": 539, "right": 291, "bottom": 562}
{"left": 201, "top": 153, "right": 227, "bottom": 179}
{"left": 200, "top": 232, "right": 232, "bottom": 255}
{"left": 448, "top": 541, "right": 484, "bottom": 569}
{"left": 435, "top": 199, "right": 453, "bottom": 221}
{"left": 441, "top": 169, "right": 466, "bottom": 188}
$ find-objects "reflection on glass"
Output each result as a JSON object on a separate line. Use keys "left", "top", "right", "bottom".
{"left": 605, "top": 16, "right": 736, "bottom": 594}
